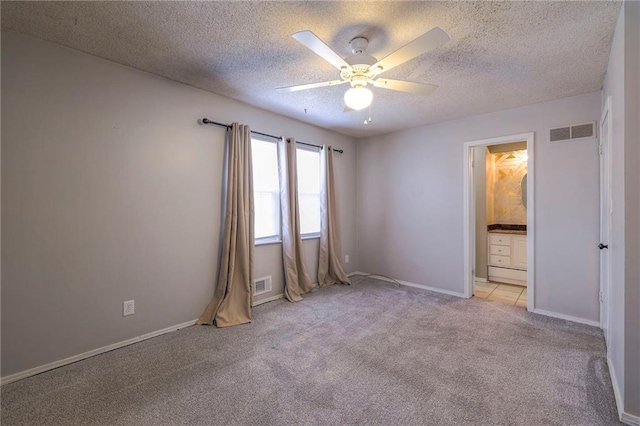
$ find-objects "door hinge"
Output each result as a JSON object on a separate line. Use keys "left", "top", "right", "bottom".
{"left": 599, "top": 144, "right": 603, "bottom": 155}
{"left": 599, "top": 291, "right": 603, "bottom": 302}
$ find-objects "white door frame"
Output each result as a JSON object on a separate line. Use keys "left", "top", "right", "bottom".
{"left": 463, "top": 132, "right": 535, "bottom": 311}
{"left": 599, "top": 96, "right": 613, "bottom": 345}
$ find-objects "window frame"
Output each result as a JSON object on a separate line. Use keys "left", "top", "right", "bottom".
{"left": 251, "top": 137, "right": 282, "bottom": 245}
{"left": 296, "top": 144, "right": 322, "bottom": 239}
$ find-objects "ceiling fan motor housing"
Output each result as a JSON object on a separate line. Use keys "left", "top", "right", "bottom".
{"left": 344, "top": 57, "right": 377, "bottom": 84}
{"left": 344, "top": 36, "right": 378, "bottom": 76}
{"left": 345, "top": 54, "right": 377, "bottom": 71}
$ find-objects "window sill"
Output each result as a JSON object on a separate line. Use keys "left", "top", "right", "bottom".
{"left": 255, "top": 238, "right": 282, "bottom": 247}
{"left": 301, "top": 234, "right": 320, "bottom": 240}
{"left": 255, "top": 234, "right": 320, "bottom": 246}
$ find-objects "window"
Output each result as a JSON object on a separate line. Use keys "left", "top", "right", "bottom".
{"left": 251, "top": 140, "right": 320, "bottom": 242}
{"left": 297, "top": 147, "right": 321, "bottom": 236}
{"left": 252, "top": 139, "right": 280, "bottom": 242}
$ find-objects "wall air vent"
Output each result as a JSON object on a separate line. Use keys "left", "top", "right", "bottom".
{"left": 549, "top": 122, "right": 596, "bottom": 142}
{"left": 253, "top": 276, "right": 272, "bottom": 296}
{"left": 570, "top": 123, "right": 595, "bottom": 139}
{"left": 550, "top": 126, "right": 571, "bottom": 142}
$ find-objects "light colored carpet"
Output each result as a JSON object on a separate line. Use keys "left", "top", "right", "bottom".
{"left": 1, "top": 276, "right": 620, "bottom": 425}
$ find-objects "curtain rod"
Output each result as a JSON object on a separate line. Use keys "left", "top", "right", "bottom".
{"left": 200, "top": 118, "right": 344, "bottom": 154}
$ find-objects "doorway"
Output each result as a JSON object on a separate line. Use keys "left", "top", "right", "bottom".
{"left": 463, "top": 133, "right": 535, "bottom": 311}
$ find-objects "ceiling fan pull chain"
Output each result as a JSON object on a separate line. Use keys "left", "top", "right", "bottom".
{"left": 364, "top": 104, "right": 373, "bottom": 125}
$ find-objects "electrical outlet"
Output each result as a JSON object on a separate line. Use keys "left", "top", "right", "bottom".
{"left": 345, "top": 255, "right": 350, "bottom": 264}
{"left": 123, "top": 300, "right": 135, "bottom": 316}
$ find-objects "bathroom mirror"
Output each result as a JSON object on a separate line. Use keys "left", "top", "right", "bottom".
{"left": 521, "top": 173, "right": 528, "bottom": 208}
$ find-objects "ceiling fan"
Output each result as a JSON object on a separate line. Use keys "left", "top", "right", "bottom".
{"left": 276, "top": 27, "right": 450, "bottom": 111}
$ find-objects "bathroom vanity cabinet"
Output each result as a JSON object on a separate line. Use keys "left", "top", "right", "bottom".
{"left": 488, "top": 232, "right": 527, "bottom": 286}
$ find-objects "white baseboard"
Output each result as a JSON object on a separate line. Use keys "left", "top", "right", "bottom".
{"left": 1, "top": 319, "right": 197, "bottom": 386}
{"left": 474, "top": 277, "right": 487, "bottom": 283}
{"left": 532, "top": 308, "right": 600, "bottom": 327}
{"left": 253, "top": 293, "right": 284, "bottom": 306}
{"left": 350, "top": 272, "right": 465, "bottom": 298}
{"left": 622, "top": 413, "right": 640, "bottom": 426}
{"left": 608, "top": 357, "right": 626, "bottom": 424}
{"left": 353, "top": 273, "right": 597, "bottom": 325}
{"left": 2, "top": 293, "right": 287, "bottom": 386}
{"left": 608, "top": 357, "right": 640, "bottom": 426}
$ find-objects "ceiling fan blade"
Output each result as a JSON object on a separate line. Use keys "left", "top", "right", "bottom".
{"left": 370, "top": 27, "right": 450, "bottom": 75}
{"left": 372, "top": 78, "right": 438, "bottom": 96}
{"left": 276, "top": 79, "right": 348, "bottom": 92}
{"left": 292, "top": 31, "right": 351, "bottom": 71}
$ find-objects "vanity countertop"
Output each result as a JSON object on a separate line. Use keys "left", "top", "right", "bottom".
{"left": 487, "top": 224, "right": 527, "bottom": 235}
{"left": 488, "top": 229, "right": 527, "bottom": 235}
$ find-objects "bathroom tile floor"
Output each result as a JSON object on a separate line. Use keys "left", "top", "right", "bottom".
{"left": 474, "top": 281, "right": 527, "bottom": 308}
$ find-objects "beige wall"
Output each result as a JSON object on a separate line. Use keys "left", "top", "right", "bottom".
{"left": 1, "top": 30, "right": 358, "bottom": 377}
{"left": 357, "top": 91, "right": 601, "bottom": 321}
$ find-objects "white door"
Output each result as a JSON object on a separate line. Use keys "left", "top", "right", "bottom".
{"left": 512, "top": 235, "right": 528, "bottom": 270}
{"left": 599, "top": 98, "right": 612, "bottom": 346}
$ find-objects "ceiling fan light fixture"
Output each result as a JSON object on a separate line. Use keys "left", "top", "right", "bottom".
{"left": 344, "top": 86, "right": 373, "bottom": 110}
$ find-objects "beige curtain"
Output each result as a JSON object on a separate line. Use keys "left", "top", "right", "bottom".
{"left": 197, "top": 123, "right": 254, "bottom": 327}
{"left": 279, "top": 137, "right": 314, "bottom": 302}
{"left": 318, "top": 145, "right": 351, "bottom": 287}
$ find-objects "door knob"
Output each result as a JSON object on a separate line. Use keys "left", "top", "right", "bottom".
{"left": 599, "top": 243, "right": 608, "bottom": 250}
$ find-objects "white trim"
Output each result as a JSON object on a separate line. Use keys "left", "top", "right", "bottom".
{"left": 347, "top": 271, "right": 367, "bottom": 277}
{"left": 349, "top": 272, "right": 466, "bottom": 298}
{"left": 301, "top": 234, "right": 320, "bottom": 240}
{"left": 252, "top": 293, "right": 284, "bottom": 306}
{"left": 1, "top": 319, "right": 197, "bottom": 386}
{"left": 463, "top": 132, "right": 535, "bottom": 313}
{"left": 474, "top": 277, "right": 487, "bottom": 283}
{"left": 255, "top": 237, "right": 282, "bottom": 246}
{"left": 463, "top": 142, "right": 472, "bottom": 298}
{"left": 605, "top": 357, "right": 640, "bottom": 426}
{"left": 622, "top": 413, "right": 640, "bottom": 426}
{"left": 532, "top": 309, "right": 600, "bottom": 327}
{"left": 608, "top": 356, "right": 625, "bottom": 423}
{"left": 600, "top": 96, "right": 613, "bottom": 346}
{"left": 1, "top": 293, "right": 292, "bottom": 386}
{"left": 526, "top": 134, "right": 535, "bottom": 313}
{"left": 396, "top": 279, "right": 465, "bottom": 298}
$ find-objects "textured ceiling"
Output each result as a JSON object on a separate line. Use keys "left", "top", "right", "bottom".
{"left": 1, "top": 1, "right": 621, "bottom": 138}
